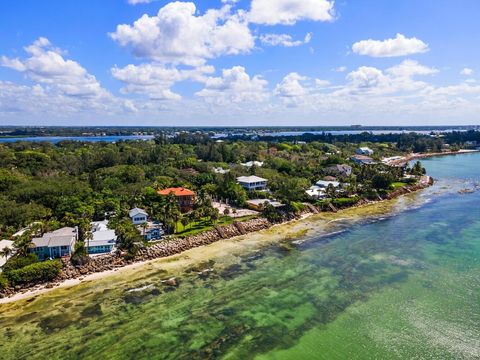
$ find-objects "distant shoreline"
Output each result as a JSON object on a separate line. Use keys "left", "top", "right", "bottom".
{"left": 389, "top": 149, "right": 479, "bottom": 166}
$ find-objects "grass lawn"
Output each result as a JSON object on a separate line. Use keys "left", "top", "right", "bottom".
{"left": 174, "top": 215, "right": 258, "bottom": 237}
{"left": 391, "top": 182, "right": 408, "bottom": 190}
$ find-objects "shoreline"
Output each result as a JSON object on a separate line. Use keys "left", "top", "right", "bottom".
{"left": 0, "top": 180, "right": 432, "bottom": 305}
{"left": 390, "top": 149, "right": 479, "bottom": 166}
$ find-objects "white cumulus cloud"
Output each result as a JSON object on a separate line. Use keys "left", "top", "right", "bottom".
{"left": 460, "top": 68, "right": 474, "bottom": 76}
{"left": 249, "top": 0, "right": 335, "bottom": 25}
{"left": 352, "top": 33, "right": 429, "bottom": 58}
{"left": 275, "top": 72, "right": 308, "bottom": 98}
{"left": 1, "top": 37, "right": 105, "bottom": 97}
{"left": 110, "top": 2, "right": 254, "bottom": 66}
{"left": 260, "top": 33, "right": 312, "bottom": 47}
{"left": 112, "top": 63, "right": 214, "bottom": 100}
{"left": 0, "top": 38, "right": 137, "bottom": 117}
{"left": 196, "top": 66, "right": 268, "bottom": 105}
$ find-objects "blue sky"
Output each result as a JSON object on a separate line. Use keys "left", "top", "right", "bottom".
{"left": 1, "top": 0, "right": 479, "bottom": 126}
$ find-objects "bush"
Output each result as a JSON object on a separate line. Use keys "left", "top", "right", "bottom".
{"left": 316, "top": 197, "right": 360, "bottom": 210}
{"left": 2, "top": 253, "right": 38, "bottom": 274}
{"left": 0, "top": 275, "right": 8, "bottom": 290}
{"left": 5, "top": 260, "right": 63, "bottom": 286}
{"left": 284, "top": 202, "right": 305, "bottom": 214}
{"left": 331, "top": 197, "right": 360, "bottom": 208}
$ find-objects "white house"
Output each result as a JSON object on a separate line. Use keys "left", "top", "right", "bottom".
{"left": 0, "top": 240, "right": 15, "bottom": 270}
{"left": 31, "top": 227, "right": 78, "bottom": 260}
{"left": 306, "top": 186, "right": 327, "bottom": 199}
{"left": 315, "top": 180, "right": 340, "bottom": 188}
{"left": 306, "top": 180, "right": 341, "bottom": 199}
{"left": 89, "top": 221, "right": 117, "bottom": 255}
{"left": 213, "top": 167, "right": 230, "bottom": 174}
{"left": 241, "top": 161, "right": 264, "bottom": 168}
{"left": 246, "top": 199, "right": 284, "bottom": 211}
{"left": 129, "top": 207, "right": 148, "bottom": 225}
{"left": 351, "top": 155, "right": 375, "bottom": 165}
{"left": 356, "top": 147, "right": 374, "bottom": 156}
{"left": 237, "top": 175, "right": 268, "bottom": 191}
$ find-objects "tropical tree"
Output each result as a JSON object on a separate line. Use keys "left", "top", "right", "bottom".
{"left": 114, "top": 219, "right": 144, "bottom": 259}
{"left": 326, "top": 184, "right": 337, "bottom": 199}
{"left": 13, "top": 232, "right": 34, "bottom": 257}
{"left": 0, "top": 246, "right": 13, "bottom": 261}
{"left": 180, "top": 215, "right": 189, "bottom": 232}
{"left": 262, "top": 203, "right": 282, "bottom": 223}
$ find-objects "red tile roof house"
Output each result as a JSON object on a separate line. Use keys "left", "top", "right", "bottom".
{"left": 158, "top": 187, "right": 196, "bottom": 212}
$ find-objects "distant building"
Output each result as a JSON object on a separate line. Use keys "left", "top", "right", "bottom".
{"left": 306, "top": 180, "right": 341, "bottom": 199}
{"left": 158, "top": 187, "right": 196, "bottom": 212}
{"left": 350, "top": 155, "right": 375, "bottom": 165}
{"left": 241, "top": 161, "right": 264, "bottom": 168}
{"left": 31, "top": 227, "right": 78, "bottom": 260}
{"left": 129, "top": 207, "right": 148, "bottom": 225}
{"left": 246, "top": 199, "right": 284, "bottom": 211}
{"left": 89, "top": 221, "right": 117, "bottom": 255}
{"left": 325, "top": 164, "right": 352, "bottom": 178}
{"left": 356, "top": 147, "right": 374, "bottom": 156}
{"left": 139, "top": 222, "right": 164, "bottom": 241}
{"left": 306, "top": 186, "right": 327, "bottom": 199}
{"left": 213, "top": 167, "right": 230, "bottom": 174}
{"left": 237, "top": 175, "right": 268, "bottom": 191}
{"left": 0, "top": 240, "right": 15, "bottom": 270}
{"left": 315, "top": 180, "right": 341, "bottom": 188}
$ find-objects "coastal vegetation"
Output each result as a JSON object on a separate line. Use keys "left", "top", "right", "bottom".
{"left": 2, "top": 128, "right": 472, "bottom": 293}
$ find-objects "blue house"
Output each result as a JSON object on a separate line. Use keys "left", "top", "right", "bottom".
{"left": 88, "top": 221, "right": 117, "bottom": 255}
{"left": 31, "top": 227, "right": 78, "bottom": 260}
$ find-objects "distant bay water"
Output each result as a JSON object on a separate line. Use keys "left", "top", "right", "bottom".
{"left": 0, "top": 128, "right": 467, "bottom": 143}
{"left": 0, "top": 135, "right": 155, "bottom": 143}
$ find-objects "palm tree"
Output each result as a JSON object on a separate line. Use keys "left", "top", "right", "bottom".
{"left": 164, "top": 193, "right": 181, "bottom": 234}
{"left": 326, "top": 184, "right": 336, "bottom": 199}
{"left": 0, "top": 246, "right": 12, "bottom": 261}
{"left": 180, "top": 215, "right": 189, "bottom": 232}
{"left": 141, "top": 222, "right": 148, "bottom": 238}
{"left": 14, "top": 233, "right": 34, "bottom": 257}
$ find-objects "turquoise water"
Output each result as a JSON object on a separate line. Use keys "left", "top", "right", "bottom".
{"left": 0, "top": 153, "right": 479, "bottom": 359}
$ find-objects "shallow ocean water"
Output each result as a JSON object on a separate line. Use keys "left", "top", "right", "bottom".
{"left": 0, "top": 153, "right": 479, "bottom": 360}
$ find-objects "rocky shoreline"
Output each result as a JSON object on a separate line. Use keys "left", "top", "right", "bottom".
{"left": 0, "top": 178, "right": 433, "bottom": 300}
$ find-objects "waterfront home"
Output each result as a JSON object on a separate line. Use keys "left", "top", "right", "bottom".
{"left": 356, "top": 147, "right": 374, "bottom": 155}
{"left": 89, "top": 221, "right": 117, "bottom": 255}
{"left": 139, "top": 222, "right": 164, "bottom": 241}
{"left": 237, "top": 175, "right": 268, "bottom": 191}
{"left": 31, "top": 227, "right": 78, "bottom": 260}
{"left": 0, "top": 240, "right": 15, "bottom": 270}
{"left": 306, "top": 180, "right": 341, "bottom": 199}
{"left": 129, "top": 207, "right": 148, "bottom": 224}
{"left": 246, "top": 199, "right": 284, "bottom": 211}
{"left": 315, "top": 180, "right": 341, "bottom": 188}
{"left": 325, "top": 164, "right": 352, "bottom": 178}
{"left": 306, "top": 186, "right": 327, "bottom": 199}
{"left": 158, "top": 187, "right": 196, "bottom": 212}
{"left": 241, "top": 161, "right": 264, "bottom": 168}
{"left": 350, "top": 155, "right": 375, "bottom": 165}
